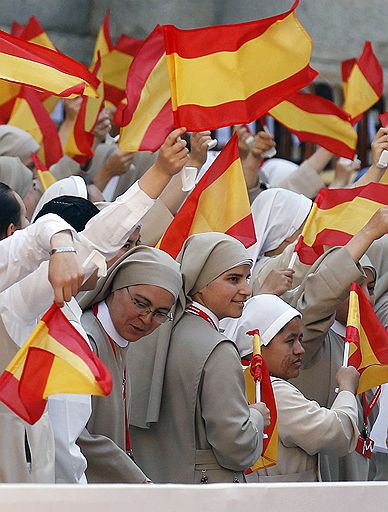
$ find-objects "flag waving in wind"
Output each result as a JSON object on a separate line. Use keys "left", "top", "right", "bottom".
{"left": 0, "top": 304, "right": 112, "bottom": 424}
{"left": 164, "top": 0, "right": 317, "bottom": 132}
{"left": 158, "top": 133, "right": 256, "bottom": 258}
{"left": 346, "top": 283, "right": 388, "bottom": 394}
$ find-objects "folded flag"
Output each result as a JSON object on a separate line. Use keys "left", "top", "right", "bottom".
{"left": 295, "top": 182, "right": 388, "bottom": 265}
{"left": 346, "top": 282, "right": 388, "bottom": 394}
{"left": 91, "top": 10, "right": 113, "bottom": 65}
{"left": 158, "top": 133, "right": 256, "bottom": 258}
{"left": 243, "top": 330, "right": 278, "bottom": 472}
{"left": 342, "top": 42, "right": 383, "bottom": 124}
{"left": 0, "top": 29, "right": 99, "bottom": 97}
{"left": 164, "top": 0, "right": 317, "bottom": 132}
{"left": 269, "top": 92, "right": 358, "bottom": 159}
{"left": 32, "top": 153, "right": 57, "bottom": 191}
{"left": 116, "top": 25, "right": 173, "bottom": 152}
{"left": 8, "top": 86, "right": 63, "bottom": 167}
{"left": 0, "top": 304, "right": 112, "bottom": 425}
{"left": 18, "top": 16, "right": 56, "bottom": 51}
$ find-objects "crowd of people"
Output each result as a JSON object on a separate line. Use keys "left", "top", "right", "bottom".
{"left": 0, "top": 87, "right": 387, "bottom": 486}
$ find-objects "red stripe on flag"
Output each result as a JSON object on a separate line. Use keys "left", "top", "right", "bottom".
{"left": 295, "top": 228, "right": 355, "bottom": 265}
{"left": 104, "top": 83, "right": 125, "bottom": 106}
{"left": 115, "top": 34, "right": 143, "bottom": 55}
{"left": 282, "top": 92, "right": 351, "bottom": 119}
{"left": 225, "top": 215, "right": 256, "bottom": 249}
{"left": 358, "top": 41, "right": 383, "bottom": 97}
{"left": 164, "top": 0, "right": 300, "bottom": 57}
{"left": 0, "top": 371, "right": 37, "bottom": 423}
{"left": 20, "top": 16, "right": 46, "bottom": 42}
{"left": 283, "top": 130, "right": 356, "bottom": 159}
{"left": 172, "top": 65, "right": 318, "bottom": 132}
{"left": 341, "top": 58, "right": 357, "bottom": 83}
{"left": 138, "top": 100, "right": 174, "bottom": 152}
{"left": 315, "top": 183, "right": 388, "bottom": 210}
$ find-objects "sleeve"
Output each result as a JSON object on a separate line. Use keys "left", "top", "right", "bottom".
{"left": 49, "top": 155, "right": 82, "bottom": 181}
{"left": 77, "top": 180, "right": 155, "bottom": 262}
{"left": 139, "top": 198, "right": 174, "bottom": 247}
{"left": 274, "top": 380, "right": 359, "bottom": 456}
{"left": 277, "top": 159, "right": 325, "bottom": 199}
{"left": 0, "top": 214, "right": 76, "bottom": 293}
{"left": 199, "top": 341, "right": 264, "bottom": 471}
{"left": 289, "top": 246, "right": 365, "bottom": 366}
{"left": 77, "top": 428, "right": 148, "bottom": 483}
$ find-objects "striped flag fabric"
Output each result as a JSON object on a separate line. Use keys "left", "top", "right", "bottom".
{"left": 116, "top": 25, "right": 173, "bottom": 152}
{"left": 269, "top": 92, "right": 358, "bottom": 159}
{"left": 295, "top": 182, "right": 388, "bottom": 265}
{"left": 158, "top": 133, "right": 256, "bottom": 258}
{"left": 91, "top": 10, "right": 113, "bottom": 65}
{"left": 8, "top": 86, "right": 63, "bottom": 167}
{"left": 342, "top": 42, "right": 383, "bottom": 124}
{"left": 346, "top": 282, "right": 388, "bottom": 394}
{"left": 64, "top": 54, "right": 104, "bottom": 163}
{"left": 102, "top": 34, "right": 143, "bottom": 107}
{"left": 0, "top": 29, "right": 99, "bottom": 98}
{"left": 0, "top": 304, "right": 112, "bottom": 425}
{"left": 243, "top": 331, "right": 278, "bottom": 472}
{"left": 31, "top": 153, "right": 57, "bottom": 191}
{"left": 18, "top": 16, "right": 56, "bottom": 50}
{"left": 164, "top": 0, "right": 317, "bottom": 132}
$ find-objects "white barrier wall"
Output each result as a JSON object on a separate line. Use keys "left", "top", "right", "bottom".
{"left": 0, "top": 483, "right": 387, "bottom": 512}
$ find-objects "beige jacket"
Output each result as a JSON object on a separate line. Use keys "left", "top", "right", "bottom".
{"left": 0, "top": 318, "right": 55, "bottom": 483}
{"left": 247, "top": 378, "right": 359, "bottom": 483}
{"left": 130, "top": 313, "right": 264, "bottom": 484}
{"left": 288, "top": 246, "right": 379, "bottom": 481}
{"left": 77, "top": 309, "right": 147, "bottom": 483}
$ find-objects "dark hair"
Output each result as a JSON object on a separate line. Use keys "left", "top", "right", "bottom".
{"left": 0, "top": 182, "right": 21, "bottom": 240}
{"left": 34, "top": 195, "right": 99, "bottom": 232}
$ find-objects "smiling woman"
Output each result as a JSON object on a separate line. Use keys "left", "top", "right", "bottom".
{"left": 224, "top": 294, "right": 361, "bottom": 483}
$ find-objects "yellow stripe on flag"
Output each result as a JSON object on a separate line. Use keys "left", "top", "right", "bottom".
{"left": 102, "top": 50, "right": 134, "bottom": 90}
{"left": 37, "top": 169, "right": 57, "bottom": 191}
{"left": 8, "top": 97, "right": 42, "bottom": 143}
{"left": 119, "top": 54, "right": 169, "bottom": 151}
{"left": 167, "top": 12, "right": 312, "bottom": 109}
{"left": 269, "top": 100, "right": 357, "bottom": 148}
{"left": 188, "top": 160, "right": 249, "bottom": 234}
{"left": 343, "top": 64, "right": 379, "bottom": 120}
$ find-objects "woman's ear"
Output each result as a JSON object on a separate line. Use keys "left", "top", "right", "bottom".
{"left": 6, "top": 223, "right": 15, "bottom": 237}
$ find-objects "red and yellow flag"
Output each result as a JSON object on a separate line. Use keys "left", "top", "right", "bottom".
{"left": 164, "top": 0, "right": 317, "bottom": 132}
{"left": 91, "top": 10, "right": 113, "bottom": 65}
{"left": 0, "top": 29, "right": 99, "bottom": 97}
{"left": 0, "top": 16, "right": 57, "bottom": 122}
{"left": 269, "top": 92, "right": 358, "bottom": 159}
{"left": 116, "top": 25, "right": 173, "bottom": 152}
{"left": 31, "top": 153, "right": 57, "bottom": 191}
{"left": 0, "top": 304, "right": 112, "bottom": 425}
{"left": 342, "top": 42, "right": 383, "bottom": 124}
{"left": 346, "top": 283, "right": 388, "bottom": 394}
{"left": 243, "top": 330, "right": 278, "bottom": 472}
{"left": 295, "top": 182, "right": 388, "bottom": 265}
{"left": 8, "top": 86, "right": 63, "bottom": 167}
{"left": 158, "top": 133, "right": 256, "bottom": 258}
{"left": 64, "top": 55, "right": 104, "bottom": 163}
{"left": 103, "top": 34, "right": 143, "bottom": 107}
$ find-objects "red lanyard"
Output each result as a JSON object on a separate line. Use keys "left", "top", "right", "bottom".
{"left": 92, "top": 303, "right": 131, "bottom": 452}
{"left": 362, "top": 386, "right": 381, "bottom": 429}
{"left": 186, "top": 304, "right": 218, "bottom": 330}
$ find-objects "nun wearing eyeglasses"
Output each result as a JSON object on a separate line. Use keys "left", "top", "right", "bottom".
{"left": 223, "top": 295, "right": 360, "bottom": 482}
{"left": 77, "top": 246, "right": 182, "bottom": 483}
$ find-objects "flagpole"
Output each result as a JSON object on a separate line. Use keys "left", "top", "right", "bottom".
{"left": 342, "top": 342, "right": 350, "bottom": 367}
{"left": 288, "top": 250, "right": 298, "bottom": 270}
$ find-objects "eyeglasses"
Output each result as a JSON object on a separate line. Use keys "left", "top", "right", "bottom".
{"left": 126, "top": 288, "right": 173, "bottom": 324}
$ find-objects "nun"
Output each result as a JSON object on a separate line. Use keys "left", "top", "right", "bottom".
{"left": 223, "top": 294, "right": 360, "bottom": 482}
{"left": 129, "top": 232, "right": 268, "bottom": 484}
{"left": 77, "top": 246, "right": 182, "bottom": 483}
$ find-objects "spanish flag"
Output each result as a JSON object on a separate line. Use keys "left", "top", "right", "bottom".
{"left": 8, "top": 86, "right": 63, "bottom": 167}
{"left": 31, "top": 153, "right": 57, "bottom": 192}
{"left": 0, "top": 29, "right": 99, "bottom": 97}
{"left": 0, "top": 304, "right": 112, "bottom": 425}
{"left": 164, "top": 0, "right": 317, "bottom": 132}
{"left": 91, "top": 10, "right": 113, "bottom": 65}
{"left": 342, "top": 42, "right": 383, "bottom": 124}
{"left": 269, "top": 92, "right": 358, "bottom": 159}
{"left": 117, "top": 25, "right": 173, "bottom": 152}
{"left": 295, "top": 182, "right": 388, "bottom": 265}
{"left": 243, "top": 330, "right": 278, "bottom": 472}
{"left": 102, "top": 34, "right": 143, "bottom": 107}
{"left": 64, "top": 55, "right": 104, "bottom": 163}
{"left": 158, "top": 133, "right": 256, "bottom": 258}
{"left": 378, "top": 112, "right": 388, "bottom": 184}
{"left": 346, "top": 283, "right": 388, "bottom": 394}
{"left": 0, "top": 16, "right": 57, "bottom": 122}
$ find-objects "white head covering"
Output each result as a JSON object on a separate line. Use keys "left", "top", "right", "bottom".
{"left": 222, "top": 294, "right": 301, "bottom": 357}
{"left": 0, "top": 125, "right": 40, "bottom": 162}
{"left": 248, "top": 188, "right": 312, "bottom": 265}
{"left": 31, "top": 176, "right": 87, "bottom": 221}
{"left": 260, "top": 158, "right": 298, "bottom": 188}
